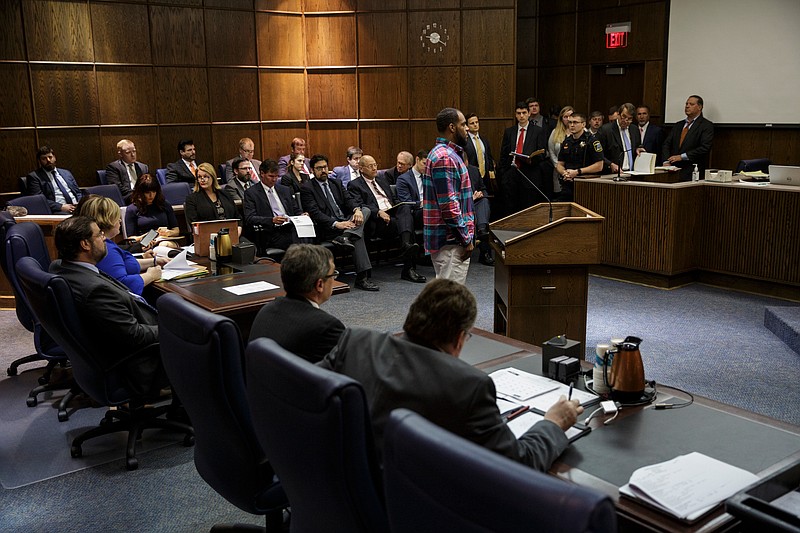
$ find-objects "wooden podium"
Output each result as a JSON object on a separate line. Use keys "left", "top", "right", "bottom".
{"left": 489, "top": 202, "right": 604, "bottom": 353}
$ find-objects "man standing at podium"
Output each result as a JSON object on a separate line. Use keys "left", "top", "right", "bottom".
{"left": 423, "top": 108, "right": 474, "bottom": 285}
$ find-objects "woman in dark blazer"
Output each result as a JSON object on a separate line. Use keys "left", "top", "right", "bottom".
{"left": 280, "top": 152, "right": 310, "bottom": 195}
{"left": 184, "top": 162, "right": 241, "bottom": 236}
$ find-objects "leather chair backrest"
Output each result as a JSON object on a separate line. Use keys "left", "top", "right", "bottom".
{"left": 85, "top": 184, "right": 125, "bottom": 207}
{"left": 735, "top": 158, "right": 772, "bottom": 174}
{"left": 155, "top": 168, "right": 167, "bottom": 185}
{"left": 4, "top": 222, "right": 51, "bottom": 332}
{"left": 162, "top": 182, "right": 191, "bottom": 206}
{"left": 18, "top": 176, "right": 28, "bottom": 195}
{"left": 8, "top": 194, "right": 51, "bottom": 215}
{"left": 383, "top": 409, "right": 618, "bottom": 533}
{"left": 218, "top": 164, "right": 228, "bottom": 184}
{"left": 157, "top": 293, "right": 285, "bottom": 515}
{"left": 245, "top": 338, "right": 389, "bottom": 533}
{"left": 96, "top": 169, "right": 108, "bottom": 185}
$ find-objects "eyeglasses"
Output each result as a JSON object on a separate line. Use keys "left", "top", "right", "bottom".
{"left": 363, "top": 163, "right": 378, "bottom": 169}
{"left": 465, "top": 331, "right": 473, "bottom": 342}
{"left": 197, "top": 174, "right": 211, "bottom": 181}
{"left": 313, "top": 165, "right": 328, "bottom": 171}
{"left": 241, "top": 148, "right": 255, "bottom": 154}
{"left": 323, "top": 270, "right": 339, "bottom": 280}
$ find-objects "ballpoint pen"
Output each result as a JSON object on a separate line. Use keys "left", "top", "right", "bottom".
{"left": 568, "top": 381, "right": 574, "bottom": 401}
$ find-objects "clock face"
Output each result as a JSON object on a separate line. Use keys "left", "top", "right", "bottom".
{"left": 420, "top": 22, "right": 449, "bottom": 53}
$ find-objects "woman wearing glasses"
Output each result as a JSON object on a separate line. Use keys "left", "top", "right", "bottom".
{"left": 184, "top": 163, "right": 241, "bottom": 236}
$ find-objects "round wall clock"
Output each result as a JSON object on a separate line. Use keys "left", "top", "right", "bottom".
{"left": 420, "top": 22, "right": 449, "bottom": 53}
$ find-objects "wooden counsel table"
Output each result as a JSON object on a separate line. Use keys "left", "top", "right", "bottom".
{"left": 468, "top": 329, "right": 800, "bottom": 533}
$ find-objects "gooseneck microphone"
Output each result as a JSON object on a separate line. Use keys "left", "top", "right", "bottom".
{"left": 509, "top": 152, "right": 553, "bottom": 223}
{"left": 612, "top": 151, "right": 627, "bottom": 182}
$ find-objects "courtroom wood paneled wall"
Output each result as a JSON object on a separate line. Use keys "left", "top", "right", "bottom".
{"left": 0, "top": 0, "right": 515, "bottom": 194}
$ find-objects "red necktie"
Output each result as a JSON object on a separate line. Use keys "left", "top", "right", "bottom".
{"left": 515, "top": 127, "right": 525, "bottom": 167}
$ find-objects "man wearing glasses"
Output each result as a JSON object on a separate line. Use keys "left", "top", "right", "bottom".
{"left": 555, "top": 113, "right": 604, "bottom": 201}
{"left": 300, "top": 154, "right": 378, "bottom": 291}
{"left": 224, "top": 137, "right": 261, "bottom": 184}
{"left": 249, "top": 244, "right": 345, "bottom": 363}
{"left": 105, "top": 139, "right": 149, "bottom": 203}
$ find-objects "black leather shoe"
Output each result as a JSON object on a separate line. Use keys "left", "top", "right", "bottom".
{"left": 355, "top": 278, "right": 379, "bottom": 291}
{"left": 331, "top": 235, "right": 355, "bottom": 250}
{"left": 398, "top": 242, "right": 420, "bottom": 259}
{"left": 401, "top": 268, "right": 427, "bottom": 283}
{"left": 479, "top": 253, "right": 495, "bottom": 266}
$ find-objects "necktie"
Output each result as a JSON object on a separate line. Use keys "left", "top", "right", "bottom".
{"left": 52, "top": 170, "right": 75, "bottom": 204}
{"left": 127, "top": 163, "right": 137, "bottom": 188}
{"left": 474, "top": 135, "right": 485, "bottom": 177}
{"left": 248, "top": 162, "right": 258, "bottom": 182}
{"left": 189, "top": 161, "right": 197, "bottom": 176}
{"left": 679, "top": 119, "right": 693, "bottom": 146}
{"left": 621, "top": 128, "right": 632, "bottom": 170}
{"left": 322, "top": 181, "right": 344, "bottom": 219}
{"left": 639, "top": 125, "right": 645, "bottom": 138}
{"left": 369, "top": 180, "right": 392, "bottom": 211}
{"left": 267, "top": 187, "right": 285, "bottom": 217}
{"left": 515, "top": 127, "right": 525, "bottom": 168}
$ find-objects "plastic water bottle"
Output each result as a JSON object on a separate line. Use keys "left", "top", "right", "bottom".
{"left": 692, "top": 164, "right": 699, "bottom": 181}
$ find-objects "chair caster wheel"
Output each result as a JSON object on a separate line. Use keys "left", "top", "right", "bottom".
{"left": 27, "top": 396, "right": 38, "bottom": 407}
{"left": 58, "top": 410, "right": 69, "bottom": 422}
{"left": 71, "top": 445, "right": 82, "bottom": 458}
{"left": 126, "top": 457, "right": 139, "bottom": 471}
{"left": 183, "top": 434, "right": 195, "bottom": 447}
{"left": 38, "top": 375, "right": 48, "bottom": 385}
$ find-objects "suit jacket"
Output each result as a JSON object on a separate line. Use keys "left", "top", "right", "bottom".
{"left": 243, "top": 182, "right": 300, "bottom": 233}
{"left": 183, "top": 189, "right": 239, "bottom": 226}
{"left": 379, "top": 167, "right": 402, "bottom": 186}
{"left": 597, "top": 121, "right": 642, "bottom": 172}
{"left": 396, "top": 169, "right": 421, "bottom": 209}
{"left": 321, "top": 327, "right": 569, "bottom": 470}
{"left": 497, "top": 123, "right": 550, "bottom": 190}
{"left": 224, "top": 157, "right": 261, "bottom": 185}
{"left": 347, "top": 174, "right": 398, "bottom": 213}
{"left": 348, "top": 175, "right": 413, "bottom": 236}
{"left": 332, "top": 165, "right": 358, "bottom": 188}
{"left": 280, "top": 170, "right": 310, "bottom": 195}
{"left": 26, "top": 167, "right": 83, "bottom": 213}
{"left": 300, "top": 177, "right": 357, "bottom": 233}
{"left": 249, "top": 295, "right": 344, "bottom": 364}
{"left": 464, "top": 133, "right": 496, "bottom": 177}
{"left": 223, "top": 176, "right": 254, "bottom": 202}
{"left": 165, "top": 159, "right": 201, "bottom": 184}
{"left": 639, "top": 123, "right": 663, "bottom": 154}
{"left": 105, "top": 160, "right": 149, "bottom": 200}
{"left": 661, "top": 114, "right": 714, "bottom": 181}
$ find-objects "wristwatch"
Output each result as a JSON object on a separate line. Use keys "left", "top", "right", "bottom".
{"left": 577, "top": 168, "right": 583, "bottom": 176}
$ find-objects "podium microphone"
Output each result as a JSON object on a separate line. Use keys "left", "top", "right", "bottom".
{"left": 509, "top": 152, "right": 553, "bottom": 223}
{"left": 612, "top": 152, "right": 627, "bottom": 182}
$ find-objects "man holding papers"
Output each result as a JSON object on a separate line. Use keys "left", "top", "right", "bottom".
{"left": 322, "top": 279, "right": 583, "bottom": 471}
{"left": 597, "top": 103, "right": 642, "bottom": 174}
{"left": 243, "top": 159, "right": 301, "bottom": 253}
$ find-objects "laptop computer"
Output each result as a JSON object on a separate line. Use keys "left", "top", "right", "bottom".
{"left": 769, "top": 165, "right": 800, "bottom": 186}
{"left": 192, "top": 219, "right": 240, "bottom": 257}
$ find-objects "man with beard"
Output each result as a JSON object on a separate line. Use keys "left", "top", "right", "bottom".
{"left": 422, "top": 108, "right": 474, "bottom": 285}
{"left": 50, "top": 216, "right": 166, "bottom": 398}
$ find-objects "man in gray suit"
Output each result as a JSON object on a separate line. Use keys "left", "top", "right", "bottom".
{"left": 224, "top": 137, "right": 261, "bottom": 184}
{"left": 322, "top": 278, "right": 583, "bottom": 470}
{"left": 105, "top": 139, "right": 149, "bottom": 202}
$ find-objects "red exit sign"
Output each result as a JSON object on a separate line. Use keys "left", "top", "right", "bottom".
{"left": 606, "top": 31, "right": 628, "bottom": 48}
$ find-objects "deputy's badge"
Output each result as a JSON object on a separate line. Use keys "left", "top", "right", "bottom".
{"left": 593, "top": 140, "right": 603, "bottom": 152}
{"left": 579, "top": 141, "right": 586, "bottom": 148}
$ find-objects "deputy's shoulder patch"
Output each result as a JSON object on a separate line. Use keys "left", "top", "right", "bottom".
{"left": 593, "top": 140, "right": 603, "bottom": 152}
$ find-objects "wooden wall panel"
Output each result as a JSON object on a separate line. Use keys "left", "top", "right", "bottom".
{"left": 0, "top": 130, "right": 36, "bottom": 192}
{"left": 23, "top": 1, "right": 93, "bottom": 62}
{"left": 305, "top": 0, "right": 355, "bottom": 11}
{"left": 517, "top": 17, "right": 538, "bottom": 68}
{"left": 410, "top": 121, "right": 437, "bottom": 156}
{"left": 539, "top": 2, "right": 572, "bottom": 16}
{"left": 473, "top": 119, "right": 509, "bottom": 161}
{"left": 461, "top": 66, "right": 513, "bottom": 119}
{"left": 538, "top": 14, "right": 575, "bottom": 68}
{"left": 158, "top": 125, "right": 212, "bottom": 173}
{"left": 208, "top": 68, "right": 259, "bottom": 122}
{"left": 37, "top": 128, "right": 102, "bottom": 186}
{"left": 154, "top": 0, "right": 202, "bottom": 7}
{"left": 642, "top": 60, "right": 664, "bottom": 118}
{"left": 579, "top": 3, "right": 666, "bottom": 64}
{"left": 99, "top": 127, "right": 161, "bottom": 171}
{"left": 408, "top": 0, "right": 458, "bottom": 9}
{"left": 261, "top": 123, "right": 307, "bottom": 161}
{"left": 0, "top": 64, "right": 33, "bottom": 127}
{"left": 205, "top": 9, "right": 257, "bottom": 66}
{"left": 307, "top": 123, "right": 359, "bottom": 164}
{"left": 359, "top": 68, "right": 408, "bottom": 119}
{"left": 537, "top": 66, "right": 576, "bottom": 112}
{"left": 710, "top": 129, "right": 773, "bottom": 171}
{"left": 516, "top": 68, "right": 537, "bottom": 103}
{"left": 307, "top": 71, "right": 357, "bottom": 119}
{"left": 305, "top": 15, "right": 356, "bottom": 66}
{"left": 357, "top": 13, "right": 407, "bottom": 66}
{"left": 462, "top": 0, "right": 514, "bottom": 7}
{"left": 205, "top": 0, "right": 253, "bottom": 8}
{"left": 31, "top": 65, "right": 99, "bottom": 126}
{"left": 0, "top": 1, "right": 25, "bottom": 60}
{"left": 359, "top": 122, "right": 411, "bottom": 169}
{"left": 408, "top": 11, "right": 460, "bottom": 66}
{"left": 153, "top": 67, "right": 210, "bottom": 124}
{"left": 357, "top": 0, "right": 406, "bottom": 10}
{"left": 409, "top": 67, "right": 459, "bottom": 118}
{"left": 255, "top": 0, "right": 302, "bottom": 11}
{"left": 211, "top": 124, "right": 262, "bottom": 169}
{"left": 574, "top": 65, "right": 591, "bottom": 114}
{"left": 149, "top": 6, "right": 206, "bottom": 66}
{"left": 462, "top": 9, "right": 514, "bottom": 65}
{"left": 256, "top": 13, "right": 304, "bottom": 67}
{"left": 91, "top": 3, "right": 151, "bottom": 64}
{"left": 96, "top": 67, "right": 156, "bottom": 125}
{"left": 769, "top": 130, "right": 800, "bottom": 166}
{"left": 260, "top": 70, "right": 306, "bottom": 121}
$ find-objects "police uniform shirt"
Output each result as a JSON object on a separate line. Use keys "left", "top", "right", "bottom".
{"left": 558, "top": 131, "right": 604, "bottom": 170}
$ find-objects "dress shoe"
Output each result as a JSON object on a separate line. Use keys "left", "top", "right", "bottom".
{"left": 401, "top": 268, "right": 427, "bottom": 283}
{"left": 331, "top": 235, "right": 355, "bottom": 250}
{"left": 398, "top": 242, "right": 420, "bottom": 259}
{"left": 479, "top": 252, "right": 495, "bottom": 266}
{"left": 355, "top": 278, "right": 379, "bottom": 291}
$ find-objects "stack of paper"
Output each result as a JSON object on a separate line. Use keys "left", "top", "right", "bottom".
{"left": 627, "top": 152, "right": 657, "bottom": 175}
{"left": 490, "top": 367, "right": 598, "bottom": 412}
{"left": 158, "top": 250, "right": 207, "bottom": 281}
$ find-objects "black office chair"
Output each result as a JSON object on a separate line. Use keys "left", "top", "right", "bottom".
{"left": 3, "top": 222, "right": 77, "bottom": 420}
{"left": 155, "top": 168, "right": 167, "bottom": 185}
{"left": 218, "top": 163, "right": 228, "bottom": 184}
{"left": 85, "top": 184, "right": 125, "bottom": 207}
{"left": 157, "top": 294, "right": 287, "bottom": 531}
{"left": 162, "top": 182, "right": 192, "bottom": 206}
{"left": 15, "top": 257, "right": 194, "bottom": 470}
{"left": 383, "top": 409, "right": 618, "bottom": 533}
{"left": 735, "top": 158, "right": 772, "bottom": 174}
{"left": 18, "top": 176, "right": 28, "bottom": 195}
{"left": 245, "top": 338, "right": 389, "bottom": 533}
{"left": 95, "top": 169, "right": 108, "bottom": 185}
{"left": 7, "top": 194, "right": 51, "bottom": 215}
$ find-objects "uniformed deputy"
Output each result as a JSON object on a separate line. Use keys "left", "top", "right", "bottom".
{"left": 555, "top": 112, "right": 604, "bottom": 201}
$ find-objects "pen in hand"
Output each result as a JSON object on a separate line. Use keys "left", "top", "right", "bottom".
{"left": 568, "top": 381, "right": 574, "bottom": 401}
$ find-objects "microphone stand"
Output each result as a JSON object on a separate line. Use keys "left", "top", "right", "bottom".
{"left": 611, "top": 151, "right": 627, "bottom": 182}
{"left": 509, "top": 152, "right": 553, "bottom": 223}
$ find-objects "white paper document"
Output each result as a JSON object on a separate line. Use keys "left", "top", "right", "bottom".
{"left": 490, "top": 367, "right": 598, "bottom": 410}
{"left": 620, "top": 452, "right": 759, "bottom": 521}
{"left": 627, "top": 152, "right": 657, "bottom": 175}
{"left": 159, "top": 250, "right": 202, "bottom": 280}
{"left": 222, "top": 281, "right": 279, "bottom": 296}
{"left": 289, "top": 215, "right": 316, "bottom": 238}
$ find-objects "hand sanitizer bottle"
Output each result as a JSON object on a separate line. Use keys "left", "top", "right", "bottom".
{"left": 692, "top": 164, "right": 699, "bottom": 181}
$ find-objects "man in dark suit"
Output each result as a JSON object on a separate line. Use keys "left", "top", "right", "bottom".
{"left": 165, "top": 139, "right": 201, "bottom": 184}
{"left": 321, "top": 278, "right": 583, "bottom": 470}
{"left": 464, "top": 114, "right": 496, "bottom": 186}
{"left": 105, "top": 139, "right": 149, "bottom": 202}
{"left": 497, "top": 102, "right": 551, "bottom": 214}
{"left": 662, "top": 95, "right": 714, "bottom": 181}
{"left": 597, "top": 103, "right": 642, "bottom": 174}
{"left": 300, "top": 154, "right": 377, "bottom": 291}
{"left": 348, "top": 154, "right": 424, "bottom": 283}
{"left": 636, "top": 105, "right": 663, "bottom": 154}
{"left": 526, "top": 97, "right": 554, "bottom": 136}
{"left": 26, "top": 145, "right": 83, "bottom": 214}
{"left": 378, "top": 151, "right": 413, "bottom": 186}
{"left": 331, "top": 146, "right": 362, "bottom": 189}
{"left": 243, "top": 159, "right": 301, "bottom": 253}
{"left": 278, "top": 137, "right": 310, "bottom": 177}
{"left": 249, "top": 244, "right": 344, "bottom": 363}
{"left": 224, "top": 157, "right": 256, "bottom": 202}
{"left": 50, "top": 216, "right": 165, "bottom": 398}
{"left": 467, "top": 165, "right": 493, "bottom": 266}
{"left": 224, "top": 137, "right": 261, "bottom": 184}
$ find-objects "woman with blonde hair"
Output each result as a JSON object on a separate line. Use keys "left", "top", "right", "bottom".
{"left": 184, "top": 162, "right": 241, "bottom": 235}
{"left": 548, "top": 105, "right": 574, "bottom": 194}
